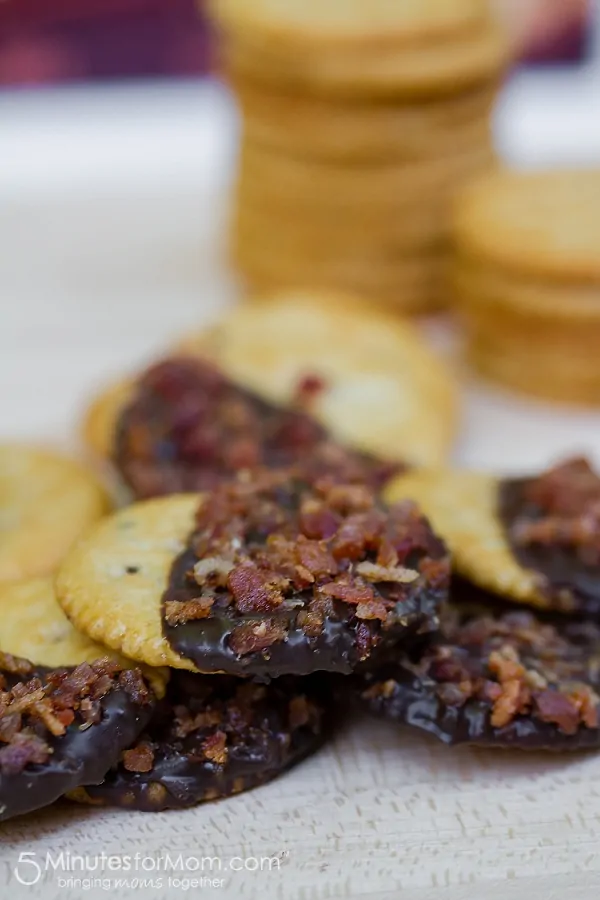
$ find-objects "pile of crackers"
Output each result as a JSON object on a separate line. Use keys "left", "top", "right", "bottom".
{"left": 212, "top": 0, "right": 508, "bottom": 312}
{"left": 3, "top": 294, "right": 600, "bottom": 824}
{"left": 453, "top": 169, "right": 600, "bottom": 405}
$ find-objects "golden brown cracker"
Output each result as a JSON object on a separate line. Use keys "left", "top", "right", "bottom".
{"left": 0, "top": 577, "right": 167, "bottom": 695}
{"left": 0, "top": 445, "right": 111, "bottom": 582}
{"left": 175, "top": 291, "right": 458, "bottom": 466}
{"left": 83, "top": 291, "right": 458, "bottom": 466}
{"left": 211, "top": 0, "right": 489, "bottom": 47}
{"left": 234, "top": 78, "right": 495, "bottom": 162}
{"left": 384, "top": 467, "right": 550, "bottom": 609}
{"left": 55, "top": 495, "right": 201, "bottom": 671}
{"left": 467, "top": 338, "right": 600, "bottom": 407}
{"left": 81, "top": 377, "right": 135, "bottom": 460}
{"left": 238, "top": 138, "right": 496, "bottom": 209}
{"left": 453, "top": 168, "right": 600, "bottom": 282}
{"left": 454, "top": 257, "right": 600, "bottom": 321}
{"left": 218, "top": 19, "right": 508, "bottom": 99}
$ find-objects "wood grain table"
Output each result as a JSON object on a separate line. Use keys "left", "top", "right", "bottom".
{"left": 2, "top": 80, "right": 600, "bottom": 900}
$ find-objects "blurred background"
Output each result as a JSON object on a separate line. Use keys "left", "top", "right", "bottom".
{"left": 1, "top": 0, "right": 599, "bottom": 468}
{"left": 0, "top": 0, "right": 593, "bottom": 84}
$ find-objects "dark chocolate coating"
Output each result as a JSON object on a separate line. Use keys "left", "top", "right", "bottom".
{"left": 0, "top": 668, "right": 154, "bottom": 822}
{"left": 354, "top": 595, "right": 600, "bottom": 751}
{"left": 163, "top": 548, "right": 444, "bottom": 681}
{"left": 498, "top": 478, "right": 600, "bottom": 617}
{"left": 74, "top": 672, "right": 328, "bottom": 811}
{"left": 115, "top": 357, "right": 400, "bottom": 499}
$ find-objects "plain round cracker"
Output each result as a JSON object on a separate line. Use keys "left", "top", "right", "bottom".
{"left": 466, "top": 338, "right": 600, "bottom": 407}
{"left": 454, "top": 257, "right": 600, "bottom": 321}
{"left": 211, "top": 0, "right": 489, "bottom": 46}
{"left": 232, "top": 251, "right": 449, "bottom": 313}
{"left": 0, "top": 577, "right": 167, "bottom": 696}
{"left": 81, "top": 378, "right": 135, "bottom": 460}
{"left": 0, "top": 445, "right": 111, "bottom": 582}
{"left": 453, "top": 169, "right": 600, "bottom": 282}
{"left": 175, "top": 291, "right": 458, "bottom": 466}
{"left": 82, "top": 292, "right": 458, "bottom": 467}
{"left": 238, "top": 139, "right": 496, "bottom": 209}
{"left": 219, "top": 20, "right": 508, "bottom": 100}
{"left": 55, "top": 496, "right": 203, "bottom": 672}
{"left": 235, "top": 78, "right": 495, "bottom": 162}
{"left": 384, "top": 468, "right": 551, "bottom": 609}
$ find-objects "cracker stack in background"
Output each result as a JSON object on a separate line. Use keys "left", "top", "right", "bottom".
{"left": 209, "top": 0, "right": 509, "bottom": 313}
{"left": 453, "top": 169, "right": 600, "bottom": 405}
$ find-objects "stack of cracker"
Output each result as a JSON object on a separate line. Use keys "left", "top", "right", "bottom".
{"left": 210, "top": 0, "right": 509, "bottom": 313}
{"left": 453, "top": 169, "right": 600, "bottom": 405}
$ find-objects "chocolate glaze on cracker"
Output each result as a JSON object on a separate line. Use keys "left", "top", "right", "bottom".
{"left": 162, "top": 470, "right": 449, "bottom": 679}
{"left": 115, "top": 357, "right": 401, "bottom": 499}
{"left": 72, "top": 670, "right": 326, "bottom": 811}
{"left": 356, "top": 594, "right": 600, "bottom": 750}
{"left": 499, "top": 458, "right": 600, "bottom": 616}
{"left": 0, "top": 653, "right": 155, "bottom": 820}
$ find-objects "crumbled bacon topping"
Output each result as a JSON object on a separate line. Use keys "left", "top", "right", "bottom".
{"left": 165, "top": 597, "right": 215, "bottom": 625}
{"left": 228, "top": 619, "right": 289, "bottom": 656}
{"left": 0, "top": 657, "right": 154, "bottom": 775}
{"left": 201, "top": 731, "right": 228, "bottom": 765}
{"left": 420, "top": 610, "right": 600, "bottom": 735}
{"left": 123, "top": 743, "right": 155, "bottom": 773}
{"left": 509, "top": 458, "right": 600, "bottom": 564}
{"left": 116, "top": 357, "right": 402, "bottom": 499}
{"left": 162, "top": 470, "right": 449, "bottom": 660}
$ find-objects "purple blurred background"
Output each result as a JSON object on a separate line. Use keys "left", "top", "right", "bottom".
{"left": 0, "top": 0, "right": 591, "bottom": 87}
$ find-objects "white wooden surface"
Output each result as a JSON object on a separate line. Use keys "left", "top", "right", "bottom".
{"left": 1, "top": 77, "right": 600, "bottom": 899}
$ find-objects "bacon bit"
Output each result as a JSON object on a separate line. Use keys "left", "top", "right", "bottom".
{"left": 0, "top": 732, "right": 51, "bottom": 775}
{"left": 429, "top": 655, "right": 470, "bottom": 684}
{"left": 376, "top": 538, "right": 399, "bottom": 568}
{"left": 288, "top": 695, "right": 311, "bottom": 730}
{"left": 123, "top": 743, "right": 155, "bottom": 773}
{"left": 229, "top": 619, "right": 288, "bottom": 656}
{"left": 165, "top": 597, "right": 215, "bottom": 625}
{"left": 326, "top": 484, "right": 374, "bottom": 514}
{"left": 355, "top": 598, "right": 389, "bottom": 621}
{"left": 202, "top": 731, "right": 228, "bottom": 765}
{"left": 79, "top": 698, "right": 101, "bottom": 726}
{"left": 299, "top": 500, "right": 340, "bottom": 540}
{"left": 525, "top": 458, "right": 600, "bottom": 516}
{"left": 355, "top": 561, "right": 419, "bottom": 584}
{"left": 296, "top": 608, "right": 325, "bottom": 638}
{"left": 3, "top": 686, "right": 47, "bottom": 717}
{"left": 295, "top": 374, "right": 326, "bottom": 403}
{"left": 31, "top": 700, "right": 68, "bottom": 737}
{"left": 356, "top": 621, "right": 377, "bottom": 660}
{"left": 491, "top": 678, "right": 530, "bottom": 729}
{"left": 488, "top": 646, "right": 526, "bottom": 683}
{"left": 332, "top": 511, "right": 385, "bottom": 560}
{"left": 173, "top": 706, "right": 223, "bottom": 738}
{"left": 118, "top": 669, "right": 153, "bottom": 706}
{"left": 227, "top": 562, "right": 284, "bottom": 613}
{"left": 568, "top": 685, "right": 600, "bottom": 730}
{"left": 0, "top": 713, "right": 21, "bottom": 742}
{"left": 532, "top": 690, "right": 581, "bottom": 735}
{"left": 296, "top": 536, "right": 338, "bottom": 579}
{"left": 511, "top": 458, "right": 600, "bottom": 561}
{"left": 418, "top": 557, "right": 451, "bottom": 590}
{"left": 193, "top": 557, "right": 235, "bottom": 587}
{"left": 319, "top": 580, "right": 375, "bottom": 605}
{"left": 0, "top": 653, "right": 35, "bottom": 677}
